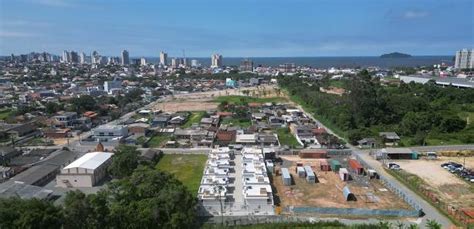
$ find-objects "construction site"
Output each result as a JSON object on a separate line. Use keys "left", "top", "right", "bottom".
{"left": 272, "top": 155, "right": 413, "bottom": 213}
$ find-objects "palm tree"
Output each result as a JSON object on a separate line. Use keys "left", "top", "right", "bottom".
{"left": 426, "top": 219, "right": 441, "bottom": 229}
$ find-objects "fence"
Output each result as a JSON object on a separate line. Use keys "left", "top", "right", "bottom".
{"left": 290, "top": 206, "right": 420, "bottom": 218}
{"left": 388, "top": 168, "right": 474, "bottom": 227}
{"left": 354, "top": 154, "right": 423, "bottom": 212}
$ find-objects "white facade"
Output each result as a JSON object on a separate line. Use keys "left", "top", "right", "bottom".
{"left": 92, "top": 125, "right": 128, "bottom": 142}
{"left": 159, "top": 51, "right": 167, "bottom": 66}
{"left": 56, "top": 152, "right": 113, "bottom": 188}
{"left": 211, "top": 53, "right": 222, "bottom": 68}
{"left": 140, "top": 57, "right": 147, "bottom": 66}
{"left": 455, "top": 49, "right": 474, "bottom": 69}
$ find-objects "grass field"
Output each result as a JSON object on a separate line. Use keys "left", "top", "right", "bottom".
{"left": 221, "top": 117, "right": 252, "bottom": 127}
{"left": 155, "top": 154, "right": 207, "bottom": 194}
{"left": 148, "top": 135, "right": 171, "bottom": 148}
{"left": 214, "top": 96, "right": 287, "bottom": 105}
{"left": 181, "top": 111, "right": 206, "bottom": 128}
{"left": 0, "top": 109, "right": 13, "bottom": 120}
{"left": 276, "top": 128, "right": 301, "bottom": 148}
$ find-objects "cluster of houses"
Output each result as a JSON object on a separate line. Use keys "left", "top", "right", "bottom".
{"left": 198, "top": 147, "right": 274, "bottom": 216}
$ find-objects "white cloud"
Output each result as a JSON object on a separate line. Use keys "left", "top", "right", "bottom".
{"left": 0, "top": 31, "right": 37, "bottom": 38}
{"left": 403, "top": 10, "right": 429, "bottom": 19}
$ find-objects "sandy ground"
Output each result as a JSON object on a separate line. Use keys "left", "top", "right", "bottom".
{"left": 394, "top": 158, "right": 473, "bottom": 187}
{"left": 154, "top": 101, "right": 219, "bottom": 112}
{"left": 393, "top": 157, "right": 474, "bottom": 210}
{"left": 274, "top": 156, "right": 412, "bottom": 210}
{"left": 153, "top": 85, "right": 282, "bottom": 112}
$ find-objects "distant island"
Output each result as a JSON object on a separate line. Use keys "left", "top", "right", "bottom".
{"left": 380, "top": 52, "right": 412, "bottom": 58}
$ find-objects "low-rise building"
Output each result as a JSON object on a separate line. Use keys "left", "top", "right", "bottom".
{"left": 56, "top": 152, "right": 113, "bottom": 188}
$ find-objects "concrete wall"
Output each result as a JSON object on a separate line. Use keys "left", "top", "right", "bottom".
{"left": 56, "top": 174, "right": 93, "bottom": 188}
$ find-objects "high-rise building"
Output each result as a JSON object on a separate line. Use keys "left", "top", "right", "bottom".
{"left": 171, "top": 58, "right": 178, "bottom": 68}
{"left": 79, "top": 52, "right": 86, "bottom": 64}
{"left": 455, "top": 49, "right": 474, "bottom": 69}
{"left": 191, "top": 59, "right": 200, "bottom": 68}
{"left": 121, "top": 50, "right": 130, "bottom": 65}
{"left": 159, "top": 51, "right": 168, "bottom": 66}
{"left": 62, "top": 50, "right": 70, "bottom": 63}
{"left": 140, "top": 57, "right": 147, "bottom": 66}
{"left": 91, "top": 51, "right": 99, "bottom": 64}
{"left": 278, "top": 63, "right": 296, "bottom": 73}
{"left": 211, "top": 53, "right": 223, "bottom": 68}
{"left": 70, "top": 51, "right": 79, "bottom": 63}
{"left": 240, "top": 58, "right": 253, "bottom": 72}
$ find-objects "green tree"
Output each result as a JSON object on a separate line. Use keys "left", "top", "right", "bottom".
{"left": 107, "top": 166, "right": 197, "bottom": 229}
{"left": 108, "top": 145, "right": 140, "bottom": 179}
{"left": 0, "top": 198, "right": 64, "bottom": 229}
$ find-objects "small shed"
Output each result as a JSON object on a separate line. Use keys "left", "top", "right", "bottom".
{"left": 367, "top": 169, "right": 379, "bottom": 179}
{"left": 304, "top": 165, "right": 316, "bottom": 183}
{"left": 330, "top": 159, "right": 341, "bottom": 172}
{"left": 298, "top": 149, "right": 327, "bottom": 159}
{"left": 339, "top": 168, "right": 350, "bottom": 181}
{"left": 320, "top": 159, "right": 330, "bottom": 171}
{"left": 281, "top": 168, "right": 292, "bottom": 186}
{"left": 296, "top": 166, "right": 306, "bottom": 178}
{"left": 348, "top": 159, "right": 364, "bottom": 175}
{"left": 342, "top": 186, "right": 357, "bottom": 201}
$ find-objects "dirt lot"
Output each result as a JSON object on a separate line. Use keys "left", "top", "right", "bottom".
{"left": 153, "top": 101, "right": 219, "bottom": 112}
{"left": 394, "top": 157, "right": 474, "bottom": 210}
{"left": 153, "top": 85, "right": 282, "bottom": 112}
{"left": 273, "top": 156, "right": 412, "bottom": 210}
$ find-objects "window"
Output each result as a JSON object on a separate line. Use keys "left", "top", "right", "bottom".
{"left": 108, "top": 132, "right": 114, "bottom": 136}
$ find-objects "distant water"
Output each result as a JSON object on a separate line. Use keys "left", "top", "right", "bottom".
{"left": 142, "top": 56, "right": 453, "bottom": 68}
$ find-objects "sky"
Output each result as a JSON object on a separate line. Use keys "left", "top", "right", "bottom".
{"left": 0, "top": 0, "right": 473, "bottom": 57}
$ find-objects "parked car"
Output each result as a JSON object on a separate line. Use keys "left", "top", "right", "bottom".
{"left": 387, "top": 162, "right": 401, "bottom": 170}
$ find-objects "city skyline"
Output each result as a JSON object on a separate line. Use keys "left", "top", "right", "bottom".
{"left": 1, "top": 0, "right": 473, "bottom": 57}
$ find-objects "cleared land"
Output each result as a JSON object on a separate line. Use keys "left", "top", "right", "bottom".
{"left": 148, "top": 135, "right": 171, "bottom": 148}
{"left": 154, "top": 101, "right": 218, "bottom": 113}
{"left": 214, "top": 96, "right": 288, "bottom": 105}
{"left": 152, "top": 85, "right": 284, "bottom": 112}
{"left": 221, "top": 117, "right": 252, "bottom": 127}
{"left": 273, "top": 156, "right": 412, "bottom": 210}
{"left": 394, "top": 157, "right": 474, "bottom": 210}
{"left": 277, "top": 128, "right": 301, "bottom": 148}
{"left": 155, "top": 154, "right": 207, "bottom": 194}
{"left": 181, "top": 111, "right": 206, "bottom": 128}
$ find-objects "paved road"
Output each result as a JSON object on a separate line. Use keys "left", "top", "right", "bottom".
{"left": 294, "top": 103, "right": 454, "bottom": 228}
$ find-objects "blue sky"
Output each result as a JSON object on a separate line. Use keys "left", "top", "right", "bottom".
{"left": 0, "top": 0, "right": 473, "bottom": 57}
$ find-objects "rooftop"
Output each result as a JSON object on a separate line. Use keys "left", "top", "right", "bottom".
{"left": 63, "top": 152, "right": 113, "bottom": 170}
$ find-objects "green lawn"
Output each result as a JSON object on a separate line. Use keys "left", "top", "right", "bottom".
{"left": 148, "top": 135, "right": 171, "bottom": 148}
{"left": 221, "top": 117, "right": 252, "bottom": 127}
{"left": 276, "top": 128, "right": 301, "bottom": 148}
{"left": 156, "top": 154, "right": 207, "bottom": 194}
{"left": 214, "top": 96, "right": 287, "bottom": 105}
{"left": 0, "top": 109, "right": 13, "bottom": 120}
{"left": 181, "top": 111, "right": 206, "bottom": 128}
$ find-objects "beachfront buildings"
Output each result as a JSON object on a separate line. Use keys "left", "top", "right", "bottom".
{"left": 455, "top": 48, "right": 474, "bottom": 69}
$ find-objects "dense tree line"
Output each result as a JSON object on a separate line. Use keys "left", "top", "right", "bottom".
{"left": 0, "top": 146, "right": 196, "bottom": 229}
{"left": 279, "top": 70, "right": 474, "bottom": 145}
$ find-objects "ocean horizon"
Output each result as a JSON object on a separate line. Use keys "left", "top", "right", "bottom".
{"left": 138, "top": 56, "right": 454, "bottom": 68}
